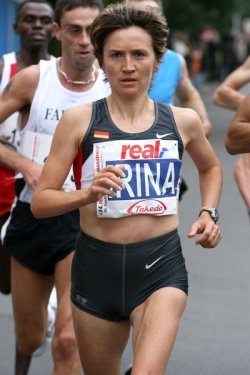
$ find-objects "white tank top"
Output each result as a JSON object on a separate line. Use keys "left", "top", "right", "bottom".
{"left": 18, "top": 58, "right": 111, "bottom": 203}
{"left": 0, "top": 52, "right": 19, "bottom": 147}
{"left": 0, "top": 52, "right": 17, "bottom": 91}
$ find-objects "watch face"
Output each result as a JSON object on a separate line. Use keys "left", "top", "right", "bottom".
{"left": 211, "top": 208, "right": 219, "bottom": 222}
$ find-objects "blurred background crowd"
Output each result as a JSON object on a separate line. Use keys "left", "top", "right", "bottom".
{"left": 3, "top": 0, "right": 250, "bottom": 94}
{"left": 169, "top": 25, "right": 250, "bottom": 91}
{"left": 2, "top": 0, "right": 250, "bottom": 93}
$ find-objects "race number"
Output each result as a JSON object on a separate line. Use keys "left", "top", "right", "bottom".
{"left": 94, "top": 139, "right": 182, "bottom": 218}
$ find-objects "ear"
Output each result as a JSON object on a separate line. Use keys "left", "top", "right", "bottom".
{"left": 53, "top": 22, "right": 61, "bottom": 41}
{"left": 153, "top": 60, "right": 160, "bottom": 73}
{"left": 13, "top": 23, "right": 18, "bottom": 35}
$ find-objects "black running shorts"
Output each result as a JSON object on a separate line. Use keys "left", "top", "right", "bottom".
{"left": 3, "top": 200, "right": 80, "bottom": 275}
{"left": 71, "top": 229, "right": 188, "bottom": 321}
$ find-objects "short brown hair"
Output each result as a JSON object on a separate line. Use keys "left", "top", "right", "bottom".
{"left": 54, "top": 0, "right": 103, "bottom": 25}
{"left": 90, "top": 3, "right": 168, "bottom": 67}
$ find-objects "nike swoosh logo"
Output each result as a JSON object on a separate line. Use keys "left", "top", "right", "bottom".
{"left": 145, "top": 255, "right": 163, "bottom": 269}
{"left": 156, "top": 132, "right": 173, "bottom": 139}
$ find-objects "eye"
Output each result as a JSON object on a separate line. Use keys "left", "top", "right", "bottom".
{"left": 111, "top": 52, "right": 122, "bottom": 58}
{"left": 24, "top": 16, "right": 34, "bottom": 23}
{"left": 134, "top": 51, "right": 146, "bottom": 58}
{"left": 41, "top": 17, "right": 52, "bottom": 25}
{"left": 69, "top": 28, "right": 80, "bottom": 35}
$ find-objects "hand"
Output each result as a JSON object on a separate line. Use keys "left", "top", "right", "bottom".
{"left": 0, "top": 136, "right": 17, "bottom": 151}
{"left": 87, "top": 165, "right": 125, "bottom": 203}
{"left": 187, "top": 217, "right": 221, "bottom": 248}
{"left": 19, "top": 159, "right": 43, "bottom": 190}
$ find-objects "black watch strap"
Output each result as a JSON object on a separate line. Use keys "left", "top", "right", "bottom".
{"left": 199, "top": 207, "right": 219, "bottom": 223}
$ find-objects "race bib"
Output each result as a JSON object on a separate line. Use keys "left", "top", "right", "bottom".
{"left": 94, "top": 139, "right": 182, "bottom": 218}
{"left": 17, "top": 130, "right": 75, "bottom": 203}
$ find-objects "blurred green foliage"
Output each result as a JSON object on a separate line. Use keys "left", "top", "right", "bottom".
{"left": 103, "top": 0, "right": 236, "bottom": 35}
{"left": 48, "top": 0, "right": 249, "bottom": 56}
{"left": 164, "top": 0, "right": 235, "bottom": 35}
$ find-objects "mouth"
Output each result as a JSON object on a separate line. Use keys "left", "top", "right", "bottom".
{"left": 121, "top": 78, "right": 137, "bottom": 83}
{"left": 78, "top": 51, "right": 91, "bottom": 58}
{"left": 31, "top": 33, "right": 45, "bottom": 40}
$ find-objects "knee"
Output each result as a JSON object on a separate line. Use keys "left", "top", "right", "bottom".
{"left": 52, "top": 326, "right": 78, "bottom": 360}
{"left": 17, "top": 339, "right": 32, "bottom": 357}
{"left": 17, "top": 334, "right": 44, "bottom": 356}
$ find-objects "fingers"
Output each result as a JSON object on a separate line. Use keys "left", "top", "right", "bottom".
{"left": 99, "top": 174, "right": 125, "bottom": 194}
{"left": 195, "top": 226, "right": 222, "bottom": 248}
{"left": 188, "top": 220, "right": 222, "bottom": 248}
{"left": 92, "top": 166, "right": 126, "bottom": 197}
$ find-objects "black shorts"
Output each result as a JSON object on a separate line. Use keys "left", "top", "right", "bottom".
{"left": 71, "top": 229, "right": 188, "bottom": 322}
{"left": 3, "top": 200, "right": 80, "bottom": 275}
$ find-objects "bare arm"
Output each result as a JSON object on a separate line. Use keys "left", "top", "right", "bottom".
{"left": 175, "top": 54, "right": 212, "bottom": 138}
{"left": 213, "top": 56, "right": 250, "bottom": 110}
{"left": 0, "top": 65, "right": 42, "bottom": 187}
{"left": 173, "top": 107, "right": 222, "bottom": 247}
{"left": 0, "top": 66, "right": 38, "bottom": 124}
{"left": 233, "top": 154, "right": 250, "bottom": 211}
{"left": 214, "top": 58, "right": 250, "bottom": 213}
{"left": 212, "top": 58, "right": 250, "bottom": 149}
{"left": 31, "top": 105, "right": 125, "bottom": 218}
{"left": 225, "top": 93, "right": 250, "bottom": 154}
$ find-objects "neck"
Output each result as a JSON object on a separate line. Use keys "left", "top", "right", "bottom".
{"left": 106, "top": 95, "right": 153, "bottom": 123}
{"left": 17, "top": 49, "right": 51, "bottom": 67}
{"left": 56, "top": 57, "right": 96, "bottom": 85}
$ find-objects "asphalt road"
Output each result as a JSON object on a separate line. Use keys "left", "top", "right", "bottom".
{"left": 1, "top": 82, "right": 250, "bottom": 374}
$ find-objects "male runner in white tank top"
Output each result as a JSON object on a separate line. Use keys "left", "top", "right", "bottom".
{"left": 0, "top": 0, "right": 110, "bottom": 374}
{"left": 0, "top": 1, "right": 54, "bottom": 374}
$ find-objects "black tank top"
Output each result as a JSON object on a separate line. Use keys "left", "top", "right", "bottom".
{"left": 73, "top": 98, "right": 184, "bottom": 188}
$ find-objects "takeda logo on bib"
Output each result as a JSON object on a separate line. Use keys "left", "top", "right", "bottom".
{"left": 127, "top": 199, "right": 167, "bottom": 215}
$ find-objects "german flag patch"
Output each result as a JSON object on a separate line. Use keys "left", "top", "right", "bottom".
{"left": 94, "top": 130, "right": 110, "bottom": 139}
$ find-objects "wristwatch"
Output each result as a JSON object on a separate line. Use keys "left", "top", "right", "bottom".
{"left": 199, "top": 207, "right": 219, "bottom": 223}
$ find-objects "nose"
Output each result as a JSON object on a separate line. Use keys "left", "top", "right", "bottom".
{"left": 79, "top": 31, "right": 90, "bottom": 46}
{"left": 33, "top": 18, "right": 42, "bottom": 28}
{"left": 122, "top": 56, "right": 135, "bottom": 71}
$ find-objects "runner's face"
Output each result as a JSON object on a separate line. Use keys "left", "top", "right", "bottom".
{"left": 54, "top": 7, "right": 99, "bottom": 71}
{"left": 102, "top": 26, "right": 159, "bottom": 98}
{"left": 14, "top": 3, "right": 54, "bottom": 51}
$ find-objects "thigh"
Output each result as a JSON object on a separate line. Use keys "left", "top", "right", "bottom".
{"left": 71, "top": 303, "right": 131, "bottom": 375}
{"left": 11, "top": 257, "right": 54, "bottom": 340}
{"left": 130, "top": 287, "right": 187, "bottom": 375}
